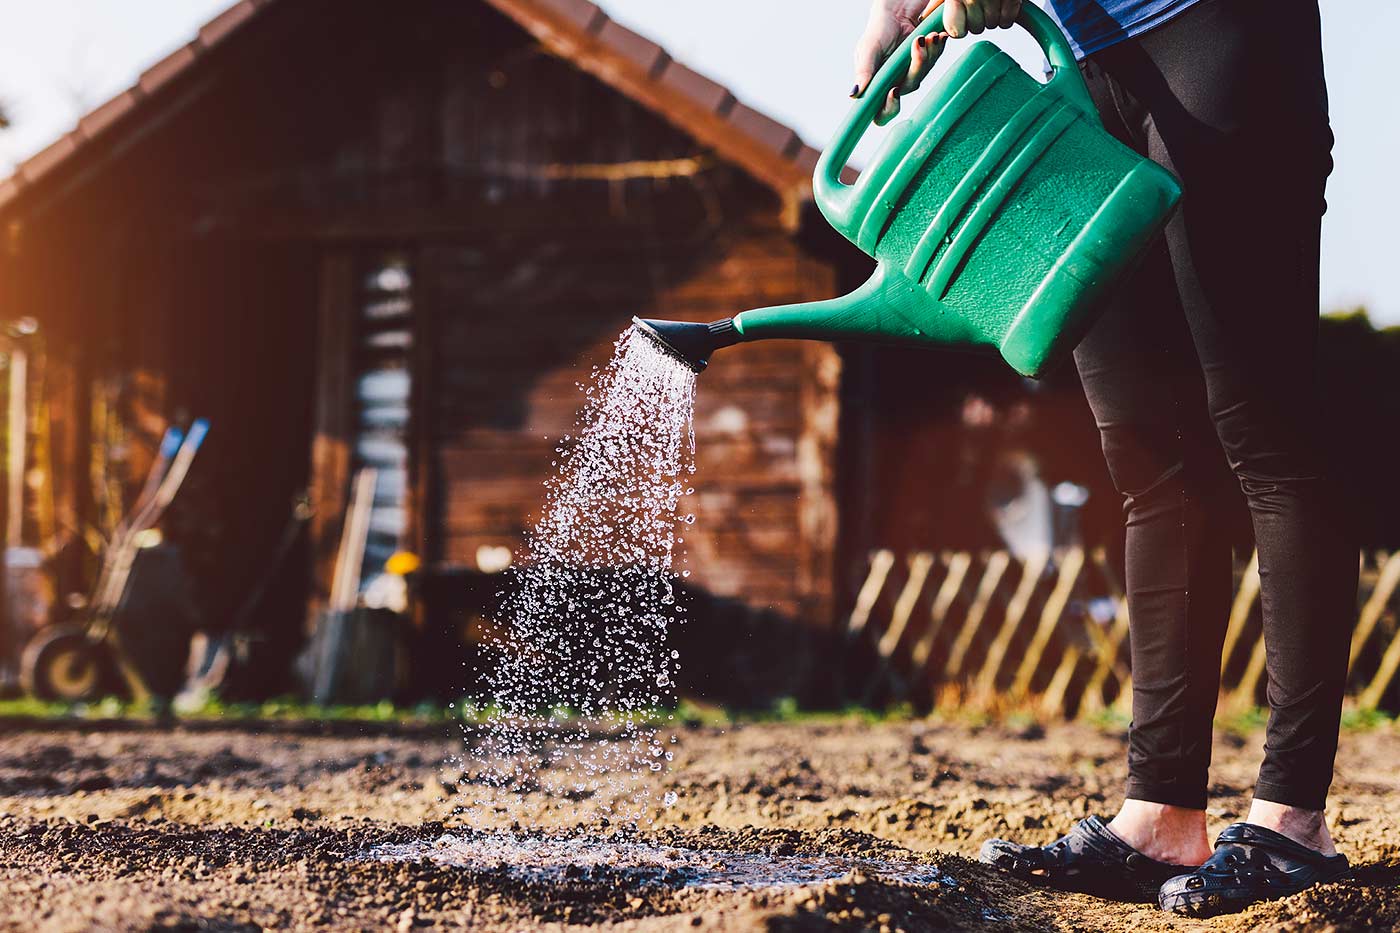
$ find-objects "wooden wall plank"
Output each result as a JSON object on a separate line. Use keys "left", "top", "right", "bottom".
{"left": 308, "top": 251, "right": 356, "bottom": 620}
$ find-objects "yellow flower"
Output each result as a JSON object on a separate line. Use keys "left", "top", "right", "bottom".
{"left": 385, "top": 551, "right": 422, "bottom": 577}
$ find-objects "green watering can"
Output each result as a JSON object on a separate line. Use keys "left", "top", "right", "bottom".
{"left": 636, "top": 3, "right": 1180, "bottom": 377}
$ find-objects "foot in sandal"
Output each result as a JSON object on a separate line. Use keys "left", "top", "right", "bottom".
{"left": 1157, "top": 822, "right": 1349, "bottom": 916}
{"left": 979, "top": 814, "right": 1200, "bottom": 902}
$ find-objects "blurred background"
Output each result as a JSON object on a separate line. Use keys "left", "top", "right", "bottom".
{"left": 0, "top": 0, "right": 1395, "bottom": 719}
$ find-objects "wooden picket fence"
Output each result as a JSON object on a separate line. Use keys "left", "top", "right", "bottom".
{"left": 845, "top": 548, "right": 1400, "bottom": 718}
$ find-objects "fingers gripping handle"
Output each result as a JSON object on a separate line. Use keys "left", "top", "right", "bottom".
{"left": 815, "top": 3, "right": 1096, "bottom": 226}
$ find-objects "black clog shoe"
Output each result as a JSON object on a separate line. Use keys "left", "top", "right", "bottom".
{"left": 1157, "top": 822, "right": 1350, "bottom": 917}
{"left": 979, "top": 814, "right": 1199, "bottom": 902}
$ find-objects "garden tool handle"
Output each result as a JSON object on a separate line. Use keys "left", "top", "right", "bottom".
{"left": 815, "top": 3, "right": 1098, "bottom": 223}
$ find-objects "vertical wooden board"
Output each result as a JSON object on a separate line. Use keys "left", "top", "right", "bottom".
{"left": 411, "top": 246, "right": 442, "bottom": 569}
{"left": 909, "top": 551, "right": 973, "bottom": 671}
{"left": 1360, "top": 627, "right": 1400, "bottom": 710}
{"left": 309, "top": 251, "right": 356, "bottom": 619}
{"left": 877, "top": 552, "right": 936, "bottom": 659}
{"left": 1040, "top": 645, "right": 1082, "bottom": 718}
{"left": 847, "top": 550, "right": 896, "bottom": 638}
{"left": 1350, "top": 551, "right": 1400, "bottom": 671}
{"left": 1220, "top": 551, "right": 1261, "bottom": 678}
{"left": 944, "top": 551, "right": 1011, "bottom": 681}
{"left": 865, "top": 551, "right": 936, "bottom": 703}
{"left": 975, "top": 551, "right": 1048, "bottom": 697}
{"left": 1078, "top": 549, "right": 1132, "bottom": 716}
{"left": 1231, "top": 637, "right": 1269, "bottom": 708}
{"left": 5, "top": 347, "right": 26, "bottom": 549}
{"left": 1010, "top": 548, "right": 1084, "bottom": 698}
{"left": 795, "top": 335, "right": 841, "bottom": 626}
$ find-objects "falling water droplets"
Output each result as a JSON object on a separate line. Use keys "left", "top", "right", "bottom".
{"left": 464, "top": 326, "right": 697, "bottom": 826}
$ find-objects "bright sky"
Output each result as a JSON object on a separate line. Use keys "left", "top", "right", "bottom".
{"left": 0, "top": 1, "right": 1392, "bottom": 323}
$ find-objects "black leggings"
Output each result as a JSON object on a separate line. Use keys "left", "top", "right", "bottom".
{"left": 1073, "top": 0, "right": 1354, "bottom": 811}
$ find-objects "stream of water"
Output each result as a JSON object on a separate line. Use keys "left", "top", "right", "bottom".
{"left": 454, "top": 326, "right": 698, "bottom": 825}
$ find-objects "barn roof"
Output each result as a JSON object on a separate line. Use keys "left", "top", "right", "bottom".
{"left": 0, "top": 0, "right": 822, "bottom": 218}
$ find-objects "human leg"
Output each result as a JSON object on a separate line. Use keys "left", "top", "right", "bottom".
{"left": 1110, "top": 0, "right": 1354, "bottom": 824}
{"left": 980, "top": 5, "right": 1244, "bottom": 880}
{"left": 1072, "top": 236, "right": 1234, "bottom": 866}
{"left": 1100, "top": 0, "right": 1357, "bottom": 914}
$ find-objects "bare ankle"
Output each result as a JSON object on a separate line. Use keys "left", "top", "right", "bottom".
{"left": 1107, "top": 799, "right": 1214, "bottom": 866}
{"left": 1246, "top": 799, "right": 1337, "bottom": 856}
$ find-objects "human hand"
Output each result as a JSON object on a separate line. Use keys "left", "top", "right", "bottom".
{"left": 853, "top": 0, "right": 1023, "bottom": 124}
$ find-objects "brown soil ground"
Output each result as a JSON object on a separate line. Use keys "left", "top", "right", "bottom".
{"left": 0, "top": 717, "right": 1396, "bottom": 932}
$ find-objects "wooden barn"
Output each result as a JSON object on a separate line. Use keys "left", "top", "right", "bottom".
{"left": 0, "top": 0, "right": 899, "bottom": 693}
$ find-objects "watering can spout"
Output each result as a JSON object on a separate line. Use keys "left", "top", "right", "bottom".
{"left": 632, "top": 317, "right": 741, "bottom": 373}
{"left": 731, "top": 264, "right": 982, "bottom": 349}
{"left": 634, "top": 264, "right": 987, "bottom": 373}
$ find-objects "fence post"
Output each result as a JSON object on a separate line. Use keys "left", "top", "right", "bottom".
{"left": 846, "top": 550, "right": 896, "bottom": 639}
{"left": 944, "top": 551, "right": 1012, "bottom": 681}
{"left": 976, "top": 551, "right": 1049, "bottom": 698}
{"left": 1040, "top": 645, "right": 1083, "bottom": 718}
{"left": 1350, "top": 550, "right": 1400, "bottom": 672}
{"left": 1360, "top": 621, "right": 1400, "bottom": 710}
{"left": 1076, "top": 550, "right": 1133, "bottom": 718}
{"left": 909, "top": 551, "right": 973, "bottom": 672}
{"left": 866, "top": 552, "right": 936, "bottom": 701}
{"left": 1220, "top": 550, "right": 1261, "bottom": 678}
{"left": 1010, "top": 548, "right": 1085, "bottom": 699}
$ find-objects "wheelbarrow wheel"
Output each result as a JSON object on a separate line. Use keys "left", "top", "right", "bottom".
{"left": 20, "top": 625, "right": 115, "bottom": 702}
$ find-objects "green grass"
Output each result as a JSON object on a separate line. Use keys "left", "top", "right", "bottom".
{"left": 0, "top": 697, "right": 81, "bottom": 719}
{"left": 0, "top": 694, "right": 918, "bottom": 728}
{"left": 1218, "top": 705, "right": 1270, "bottom": 737}
{"left": 1219, "top": 705, "right": 1397, "bottom": 735}
{"left": 1, "top": 694, "right": 1394, "bottom": 733}
{"left": 0, "top": 695, "right": 702, "bottom": 728}
{"left": 1340, "top": 706, "right": 1396, "bottom": 730}
{"left": 1083, "top": 706, "right": 1131, "bottom": 731}
{"left": 0, "top": 695, "right": 465, "bottom": 725}
{"left": 670, "top": 696, "right": 922, "bottom": 728}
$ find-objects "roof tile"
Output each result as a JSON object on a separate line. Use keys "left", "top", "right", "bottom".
{"left": 791, "top": 146, "right": 820, "bottom": 177}
{"left": 77, "top": 91, "right": 141, "bottom": 140}
{"left": 726, "top": 103, "right": 799, "bottom": 157}
{"left": 19, "top": 135, "right": 79, "bottom": 184}
{"left": 531, "top": 0, "right": 605, "bottom": 32}
{"left": 659, "top": 61, "right": 735, "bottom": 114}
{"left": 139, "top": 44, "right": 199, "bottom": 95}
{"left": 198, "top": 0, "right": 258, "bottom": 47}
{"left": 594, "top": 19, "right": 668, "bottom": 75}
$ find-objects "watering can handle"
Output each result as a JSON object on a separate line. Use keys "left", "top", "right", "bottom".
{"left": 815, "top": 3, "right": 1097, "bottom": 220}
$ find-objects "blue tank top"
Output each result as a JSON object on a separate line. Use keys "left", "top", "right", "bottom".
{"left": 1045, "top": 0, "right": 1205, "bottom": 59}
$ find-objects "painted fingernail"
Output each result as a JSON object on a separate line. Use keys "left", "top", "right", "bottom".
{"left": 892, "top": 87, "right": 901, "bottom": 98}
{"left": 917, "top": 36, "right": 927, "bottom": 49}
{"left": 850, "top": 84, "right": 860, "bottom": 98}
